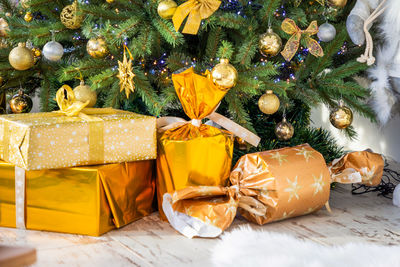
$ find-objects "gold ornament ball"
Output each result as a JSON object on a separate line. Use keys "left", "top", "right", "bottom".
{"left": 0, "top": 76, "right": 3, "bottom": 85}
{"left": 73, "top": 80, "right": 97, "bottom": 107}
{"left": 106, "top": 0, "right": 114, "bottom": 3}
{"left": 9, "top": 43, "right": 35, "bottom": 71}
{"left": 328, "top": 0, "right": 347, "bottom": 8}
{"left": 31, "top": 47, "right": 41, "bottom": 63}
{"left": 258, "top": 90, "right": 280, "bottom": 115}
{"left": 24, "top": 11, "right": 33, "bottom": 22}
{"left": 0, "top": 18, "right": 9, "bottom": 37}
{"left": 329, "top": 104, "right": 353, "bottom": 129}
{"left": 87, "top": 37, "right": 109, "bottom": 58}
{"left": 10, "top": 90, "right": 33, "bottom": 113}
{"left": 211, "top": 58, "right": 238, "bottom": 90}
{"left": 60, "top": 0, "right": 84, "bottom": 29}
{"left": 259, "top": 28, "right": 282, "bottom": 57}
{"left": 157, "top": 0, "right": 177, "bottom": 19}
{"left": 275, "top": 118, "right": 294, "bottom": 141}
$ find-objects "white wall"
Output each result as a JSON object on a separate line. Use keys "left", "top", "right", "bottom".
{"left": 311, "top": 105, "right": 400, "bottom": 161}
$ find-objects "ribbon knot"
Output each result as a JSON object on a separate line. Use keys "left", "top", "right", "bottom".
{"left": 55, "top": 85, "right": 90, "bottom": 118}
{"left": 281, "top": 18, "right": 324, "bottom": 61}
{"left": 172, "top": 0, "right": 221, "bottom": 35}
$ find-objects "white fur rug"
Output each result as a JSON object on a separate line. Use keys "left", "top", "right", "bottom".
{"left": 212, "top": 227, "right": 400, "bottom": 267}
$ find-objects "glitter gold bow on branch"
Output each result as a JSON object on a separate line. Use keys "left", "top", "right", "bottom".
{"left": 172, "top": 0, "right": 221, "bottom": 35}
{"left": 280, "top": 18, "right": 324, "bottom": 61}
{"left": 117, "top": 44, "right": 136, "bottom": 99}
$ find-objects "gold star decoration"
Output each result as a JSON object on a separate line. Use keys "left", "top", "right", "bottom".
{"left": 295, "top": 147, "right": 314, "bottom": 162}
{"left": 270, "top": 152, "right": 288, "bottom": 166}
{"left": 311, "top": 173, "right": 325, "bottom": 195}
{"left": 117, "top": 46, "right": 135, "bottom": 99}
{"left": 284, "top": 176, "right": 302, "bottom": 202}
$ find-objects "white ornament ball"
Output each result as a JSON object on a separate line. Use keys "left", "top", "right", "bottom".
{"left": 43, "top": 41, "right": 64, "bottom": 61}
{"left": 393, "top": 184, "right": 400, "bottom": 207}
{"left": 317, "top": 22, "right": 336, "bottom": 42}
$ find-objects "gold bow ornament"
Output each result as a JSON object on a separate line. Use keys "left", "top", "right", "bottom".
{"left": 280, "top": 18, "right": 324, "bottom": 61}
{"left": 172, "top": 0, "right": 221, "bottom": 35}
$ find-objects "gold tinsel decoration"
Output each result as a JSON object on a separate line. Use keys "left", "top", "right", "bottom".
{"left": 60, "top": 0, "right": 84, "bottom": 29}
{"left": 117, "top": 45, "right": 136, "bottom": 99}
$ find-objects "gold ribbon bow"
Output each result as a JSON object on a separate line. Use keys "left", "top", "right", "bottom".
{"left": 172, "top": 0, "right": 221, "bottom": 35}
{"left": 280, "top": 18, "right": 324, "bottom": 61}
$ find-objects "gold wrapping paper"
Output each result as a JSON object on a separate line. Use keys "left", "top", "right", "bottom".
{"left": 0, "top": 160, "right": 155, "bottom": 236}
{"left": 0, "top": 109, "right": 156, "bottom": 170}
{"left": 157, "top": 67, "right": 234, "bottom": 219}
{"left": 162, "top": 144, "right": 384, "bottom": 238}
{"left": 329, "top": 151, "right": 384, "bottom": 186}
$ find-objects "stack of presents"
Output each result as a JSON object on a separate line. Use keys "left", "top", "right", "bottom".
{"left": 0, "top": 68, "right": 385, "bottom": 238}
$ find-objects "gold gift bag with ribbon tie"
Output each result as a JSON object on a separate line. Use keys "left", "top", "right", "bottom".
{"left": 156, "top": 67, "right": 260, "bottom": 220}
{"left": 162, "top": 144, "right": 384, "bottom": 238}
{"left": 0, "top": 160, "right": 155, "bottom": 236}
{"left": 0, "top": 86, "right": 156, "bottom": 171}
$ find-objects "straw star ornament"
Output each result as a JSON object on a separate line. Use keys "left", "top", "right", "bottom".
{"left": 117, "top": 45, "right": 135, "bottom": 98}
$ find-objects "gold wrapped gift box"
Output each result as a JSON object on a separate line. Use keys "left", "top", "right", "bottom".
{"left": 0, "top": 160, "right": 155, "bottom": 236}
{"left": 156, "top": 68, "right": 235, "bottom": 220}
{"left": 0, "top": 109, "right": 156, "bottom": 170}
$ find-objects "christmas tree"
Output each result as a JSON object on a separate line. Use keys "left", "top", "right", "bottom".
{"left": 0, "top": 0, "right": 375, "bottom": 162}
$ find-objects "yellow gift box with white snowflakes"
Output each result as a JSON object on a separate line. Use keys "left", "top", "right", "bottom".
{"left": 0, "top": 109, "right": 156, "bottom": 171}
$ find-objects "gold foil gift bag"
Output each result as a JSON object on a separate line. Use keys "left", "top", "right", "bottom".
{"left": 0, "top": 86, "right": 156, "bottom": 171}
{"left": 157, "top": 67, "right": 259, "bottom": 219}
{"left": 162, "top": 144, "right": 384, "bottom": 238}
{"left": 0, "top": 160, "right": 155, "bottom": 236}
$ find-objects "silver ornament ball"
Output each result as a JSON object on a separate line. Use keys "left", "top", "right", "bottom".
{"left": 317, "top": 22, "right": 336, "bottom": 42}
{"left": 43, "top": 41, "right": 64, "bottom": 61}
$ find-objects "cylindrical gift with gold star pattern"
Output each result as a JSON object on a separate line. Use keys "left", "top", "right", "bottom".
{"left": 162, "top": 144, "right": 384, "bottom": 238}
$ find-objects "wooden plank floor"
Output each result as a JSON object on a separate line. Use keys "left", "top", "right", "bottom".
{"left": 1, "top": 184, "right": 399, "bottom": 267}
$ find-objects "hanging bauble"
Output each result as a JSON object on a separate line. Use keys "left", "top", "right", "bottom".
{"left": 24, "top": 11, "right": 33, "bottom": 22}
{"left": 258, "top": 90, "right": 280, "bottom": 115}
{"left": 31, "top": 47, "right": 41, "bottom": 63}
{"left": 328, "top": 0, "right": 347, "bottom": 8}
{"left": 0, "top": 76, "right": 4, "bottom": 85}
{"left": 0, "top": 18, "right": 9, "bottom": 37}
{"left": 9, "top": 43, "right": 35, "bottom": 71}
{"left": 43, "top": 41, "right": 64, "bottom": 61}
{"left": 60, "top": 0, "right": 84, "bottom": 30}
{"left": 157, "top": 0, "right": 177, "bottom": 19}
{"left": 20, "top": 0, "right": 30, "bottom": 8}
{"left": 106, "top": 0, "right": 114, "bottom": 3}
{"left": 259, "top": 28, "right": 282, "bottom": 57}
{"left": 73, "top": 80, "right": 97, "bottom": 107}
{"left": 235, "top": 137, "right": 247, "bottom": 150}
{"left": 211, "top": 58, "right": 238, "bottom": 90}
{"left": 275, "top": 117, "right": 294, "bottom": 141}
{"left": 317, "top": 22, "right": 336, "bottom": 42}
{"left": 10, "top": 90, "right": 33, "bottom": 113}
{"left": 329, "top": 101, "right": 353, "bottom": 129}
{"left": 87, "top": 37, "right": 109, "bottom": 58}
